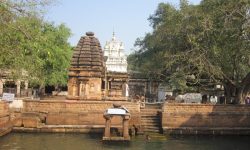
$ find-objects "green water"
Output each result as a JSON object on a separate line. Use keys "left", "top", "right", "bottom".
{"left": 0, "top": 133, "right": 250, "bottom": 150}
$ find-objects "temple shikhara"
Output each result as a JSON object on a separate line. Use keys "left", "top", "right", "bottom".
{"left": 67, "top": 32, "right": 129, "bottom": 101}
{"left": 67, "top": 32, "right": 105, "bottom": 100}
{"left": 104, "top": 33, "right": 129, "bottom": 99}
{"left": 103, "top": 32, "right": 127, "bottom": 73}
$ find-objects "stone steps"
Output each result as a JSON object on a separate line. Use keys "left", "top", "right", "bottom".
{"left": 140, "top": 104, "right": 162, "bottom": 133}
{"left": 145, "top": 104, "right": 162, "bottom": 109}
{"left": 141, "top": 118, "right": 159, "bottom": 122}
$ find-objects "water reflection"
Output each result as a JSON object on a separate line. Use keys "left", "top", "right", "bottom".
{"left": 0, "top": 133, "right": 250, "bottom": 150}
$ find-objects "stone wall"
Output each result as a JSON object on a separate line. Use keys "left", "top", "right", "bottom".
{"left": 19, "top": 100, "right": 141, "bottom": 132}
{"left": 0, "top": 101, "right": 12, "bottom": 136}
{"left": 162, "top": 103, "right": 250, "bottom": 135}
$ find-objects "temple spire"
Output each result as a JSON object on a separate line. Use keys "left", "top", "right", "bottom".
{"left": 112, "top": 32, "right": 116, "bottom": 40}
{"left": 103, "top": 32, "right": 127, "bottom": 73}
{"left": 112, "top": 28, "right": 116, "bottom": 40}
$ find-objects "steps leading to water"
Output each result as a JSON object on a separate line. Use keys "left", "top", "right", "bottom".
{"left": 141, "top": 104, "right": 162, "bottom": 133}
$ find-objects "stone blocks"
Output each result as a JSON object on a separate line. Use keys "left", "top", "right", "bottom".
{"left": 162, "top": 103, "right": 250, "bottom": 135}
{"left": 0, "top": 102, "right": 12, "bottom": 136}
{"left": 22, "top": 100, "right": 141, "bottom": 130}
{"left": 22, "top": 117, "right": 40, "bottom": 128}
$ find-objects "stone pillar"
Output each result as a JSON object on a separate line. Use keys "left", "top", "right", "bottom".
{"left": 16, "top": 80, "right": 21, "bottom": 97}
{"left": 104, "top": 116, "right": 111, "bottom": 139}
{"left": 105, "top": 73, "right": 108, "bottom": 98}
{"left": 122, "top": 83, "right": 126, "bottom": 97}
{"left": 79, "top": 81, "right": 86, "bottom": 100}
{"left": 24, "top": 81, "right": 28, "bottom": 96}
{"left": 79, "top": 81, "right": 83, "bottom": 97}
{"left": 72, "top": 78, "right": 79, "bottom": 97}
{"left": 24, "top": 81, "right": 28, "bottom": 90}
{"left": 125, "top": 83, "right": 129, "bottom": 97}
{"left": 123, "top": 115, "right": 130, "bottom": 140}
{"left": 0, "top": 80, "right": 3, "bottom": 96}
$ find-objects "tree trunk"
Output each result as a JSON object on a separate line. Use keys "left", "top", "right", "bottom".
{"left": 224, "top": 72, "right": 250, "bottom": 104}
{"left": 223, "top": 82, "right": 236, "bottom": 104}
{"left": 236, "top": 72, "right": 250, "bottom": 104}
{"left": 236, "top": 83, "right": 250, "bottom": 104}
{"left": 236, "top": 87, "right": 244, "bottom": 104}
{"left": 38, "top": 84, "right": 45, "bottom": 97}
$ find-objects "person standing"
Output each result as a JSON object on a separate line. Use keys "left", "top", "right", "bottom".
{"left": 245, "top": 96, "right": 250, "bottom": 104}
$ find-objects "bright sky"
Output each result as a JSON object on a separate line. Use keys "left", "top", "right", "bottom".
{"left": 46, "top": 0, "right": 201, "bottom": 54}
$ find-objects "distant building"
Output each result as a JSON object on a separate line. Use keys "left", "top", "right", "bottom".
{"left": 0, "top": 70, "right": 31, "bottom": 97}
{"left": 103, "top": 32, "right": 127, "bottom": 73}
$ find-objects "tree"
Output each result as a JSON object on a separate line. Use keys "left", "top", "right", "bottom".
{"left": 129, "top": 0, "right": 250, "bottom": 103}
{"left": 0, "top": 0, "right": 72, "bottom": 88}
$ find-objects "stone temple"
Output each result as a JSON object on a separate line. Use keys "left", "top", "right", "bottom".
{"left": 67, "top": 32, "right": 128, "bottom": 100}
{"left": 104, "top": 33, "right": 129, "bottom": 100}
{"left": 67, "top": 32, "right": 105, "bottom": 100}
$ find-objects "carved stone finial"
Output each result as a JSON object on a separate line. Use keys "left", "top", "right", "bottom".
{"left": 86, "top": 32, "right": 94, "bottom": 36}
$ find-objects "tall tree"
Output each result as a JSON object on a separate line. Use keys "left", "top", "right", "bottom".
{"left": 129, "top": 0, "right": 250, "bottom": 103}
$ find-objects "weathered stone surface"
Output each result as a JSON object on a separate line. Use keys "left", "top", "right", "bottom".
{"left": 106, "top": 72, "right": 128, "bottom": 98}
{"left": 162, "top": 103, "right": 250, "bottom": 135}
{"left": 70, "top": 33, "right": 104, "bottom": 68}
{"left": 12, "top": 118, "right": 22, "bottom": 127}
{"left": 22, "top": 117, "right": 40, "bottom": 128}
{"left": 0, "top": 102, "right": 12, "bottom": 136}
{"left": 67, "top": 32, "right": 105, "bottom": 100}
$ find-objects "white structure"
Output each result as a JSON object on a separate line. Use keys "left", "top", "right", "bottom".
{"left": 175, "top": 93, "right": 202, "bottom": 103}
{"left": 103, "top": 32, "right": 127, "bottom": 73}
{"left": 157, "top": 84, "right": 173, "bottom": 102}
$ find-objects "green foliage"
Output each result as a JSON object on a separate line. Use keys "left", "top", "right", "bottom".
{"left": 128, "top": 0, "right": 250, "bottom": 102}
{"left": 0, "top": 0, "right": 72, "bottom": 86}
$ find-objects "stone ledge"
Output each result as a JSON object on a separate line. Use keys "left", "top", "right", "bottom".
{"left": 13, "top": 125, "right": 123, "bottom": 133}
{"left": 0, "top": 113, "right": 9, "bottom": 118}
{"left": 163, "top": 103, "right": 250, "bottom": 107}
{"left": 0, "top": 122, "right": 12, "bottom": 136}
{"left": 23, "top": 99, "right": 138, "bottom": 104}
{"left": 163, "top": 127, "right": 250, "bottom": 135}
{"left": 103, "top": 136, "right": 130, "bottom": 141}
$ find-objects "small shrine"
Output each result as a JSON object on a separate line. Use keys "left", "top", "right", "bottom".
{"left": 103, "top": 104, "right": 131, "bottom": 141}
{"left": 67, "top": 32, "right": 105, "bottom": 100}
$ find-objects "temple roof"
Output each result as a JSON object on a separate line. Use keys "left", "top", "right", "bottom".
{"left": 70, "top": 32, "right": 105, "bottom": 72}
{"left": 103, "top": 32, "right": 127, "bottom": 73}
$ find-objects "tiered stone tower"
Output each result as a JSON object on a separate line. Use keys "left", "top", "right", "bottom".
{"left": 103, "top": 32, "right": 127, "bottom": 73}
{"left": 67, "top": 32, "right": 105, "bottom": 100}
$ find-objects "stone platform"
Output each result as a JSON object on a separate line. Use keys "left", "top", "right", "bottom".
{"left": 10, "top": 99, "right": 141, "bottom": 135}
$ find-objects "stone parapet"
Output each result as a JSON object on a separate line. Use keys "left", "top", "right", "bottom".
{"left": 23, "top": 100, "right": 140, "bottom": 113}
{"left": 162, "top": 103, "right": 250, "bottom": 135}
{"left": 18, "top": 100, "right": 141, "bottom": 132}
{"left": 13, "top": 125, "right": 106, "bottom": 133}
